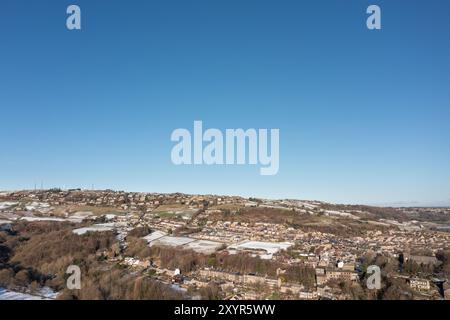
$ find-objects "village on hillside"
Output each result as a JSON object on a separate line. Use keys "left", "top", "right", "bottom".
{"left": 1, "top": 189, "right": 449, "bottom": 300}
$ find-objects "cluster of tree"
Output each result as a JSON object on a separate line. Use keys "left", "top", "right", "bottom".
{"left": 145, "top": 245, "right": 315, "bottom": 287}
{"left": 198, "top": 282, "right": 221, "bottom": 300}
{"left": 248, "top": 197, "right": 262, "bottom": 204}
{"left": 377, "top": 277, "right": 414, "bottom": 300}
{"left": 127, "top": 226, "right": 152, "bottom": 238}
{"left": 283, "top": 265, "right": 316, "bottom": 288}
{"left": 0, "top": 267, "right": 44, "bottom": 293}
{"left": 402, "top": 259, "right": 434, "bottom": 275}
{"left": 149, "top": 246, "right": 208, "bottom": 273}
{"left": 58, "top": 265, "right": 184, "bottom": 300}
{"left": 359, "top": 252, "right": 399, "bottom": 275}
{"left": 10, "top": 228, "right": 115, "bottom": 279}
{"left": 212, "top": 253, "right": 279, "bottom": 277}
{"left": 435, "top": 250, "right": 450, "bottom": 276}
{"left": 355, "top": 251, "right": 445, "bottom": 300}
{"left": 0, "top": 221, "right": 116, "bottom": 291}
{"left": 173, "top": 226, "right": 203, "bottom": 236}
{"left": 399, "top": 208, "right": 450, "bottom": 223}
{"left": 218, "top": 207, "right": 309, "bottom": 225}
{"left": 327, "top": 272, "right": 416, "bottom": 300}
{"left": 209, "top": 207, "right": 388, "bottom": 237}
{"left": 0, "top": 221, "right": 183, "bottom": 300}
{"left": 299, "top": 220, "right": 389, "bottom": 237}
{"left": 124, "top": 238, "right": 151, "bottom": 260}
{"left": 325, "top": 279, "right": 369, "bottom": 300}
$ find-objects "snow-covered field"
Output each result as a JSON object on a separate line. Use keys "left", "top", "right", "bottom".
{"left": 20, "top": 216, "right": 67, "bottom": 222}
{"left": 228, "top": 240, "right": 293, "bottom": 259}
{"left": 25, "top": 202, "right": 50, "bottom": 211}
{"left": 72, "top": 223, "right": 115, "bottom": 235}
{"left": 0, "top": 212, "right": 18, "bottom": 220}
{"left": 104, "top": 214, "right": 117, "bottom": 221}
{"left": 0, "top": 202, "right": 18, "bottom": 210}
{"left": 143, "top": 230, "right": 167, "bottom": 243}
{"left": 144, "top": 233, "right": 223, "bottom": 254}
{"left": 184, "top": 239, "right": 223, "bottom": 254}
{"left": 149, "top": 235, "right": 196, "bottom": 247}
{"left": 325, "top": 210, "right": 360, "bottom": 219}
{"left": 20, "top": 213, "right": 92, "bottom": 224}
{"left": 66, "top": 211, "right": 94, "bottom": 223}
{"left": 0, "top": 287, "right": 56, "bottom": 300}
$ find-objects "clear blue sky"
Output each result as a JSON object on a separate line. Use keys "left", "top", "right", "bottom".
{"left": 1, "top": 0, "right": 449, "bottom": 206}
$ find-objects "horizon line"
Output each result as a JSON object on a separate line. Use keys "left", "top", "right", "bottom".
{"left": 1, "top": 188, "right": 450, "bottom": 209}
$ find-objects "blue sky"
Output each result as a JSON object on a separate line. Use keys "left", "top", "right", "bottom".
{"left": 1, "top": 0, "right": 449, "bottom": 205}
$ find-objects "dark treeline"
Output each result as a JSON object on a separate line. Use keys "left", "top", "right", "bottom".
{"left": 319, "top": 203, "right": 408, "bottom": 221}
{"left": 58, "top": 265, "right": 183, "bottom": 300}
{"left": 0, "top": 221, "right": 183, "bottom": 300}
{"left": 210, "top": 207, "right": 388, "bottom": 236}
